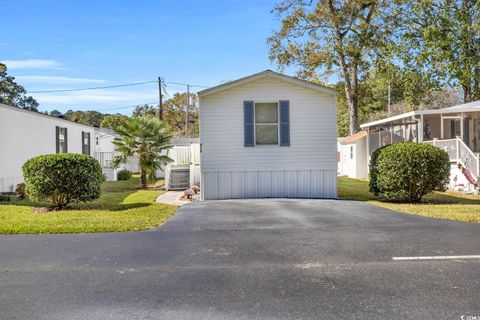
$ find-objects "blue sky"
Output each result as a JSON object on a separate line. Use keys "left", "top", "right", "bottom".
{"left": 1, "top": 0, "right": 288, "bottom": 114}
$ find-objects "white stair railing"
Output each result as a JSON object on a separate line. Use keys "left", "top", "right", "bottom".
{"left": 429, "top": 137, "right": 479, "bottom": 183}
{"left": 457, "top": 138, "right": 479, "bottom": 182}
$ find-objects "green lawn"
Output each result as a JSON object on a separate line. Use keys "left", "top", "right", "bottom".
{"left": 338, "top": 176, "right": 480, "bottom": 223}
{"left": 0, "top": 176, "right": 177, "bottom": 234}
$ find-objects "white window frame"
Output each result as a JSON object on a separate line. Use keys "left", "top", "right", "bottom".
{"left": 253, "top": 101, "right": 280, "bottom": 146}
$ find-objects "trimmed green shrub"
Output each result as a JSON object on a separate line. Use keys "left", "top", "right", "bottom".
{"left": 15, "top": 183, "right": 26, "bottom": 199}
{"left": 117, "top": 169, "right": 132, "bottom": 181}
{"left": 368, "top": 144, "right": 389, "bottom": 196}
{"left": 0, "top": 194, "right": 10, "bottom": 202}
{"left": 22, "top": 154, "right": 104, "bottom": 208}
{"left": 369, "top": 142, "right": 450, "bottom": 203}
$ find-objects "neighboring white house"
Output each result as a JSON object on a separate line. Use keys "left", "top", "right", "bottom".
{"left": 354, "top": 100, "right": 480, "bottom": 192}
{"left": 337, "top": 131, "right": 368, "bottom": 179}
{"left": 0, "top": 103, "right": 125, "bottom": 192}
{"left": 198, "top": 70, "right": 338, "bottom": 200}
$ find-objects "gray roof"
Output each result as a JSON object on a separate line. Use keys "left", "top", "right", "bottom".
{"left": 197, "top": 70, "right": 337, "bottom": 97}
{"left": 0, "top": 103, "right": 117, "bottom": 134}
{"left": 361, "top": 100, "right": 480, "bottom": 128}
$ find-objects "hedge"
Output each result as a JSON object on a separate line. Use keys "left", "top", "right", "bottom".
{"left": 369, "top": 142, "right": 450, "bottom": 203}
{"left": 22, "top": 153, "right": 104, "bottom": 208}
{"left": 117, "top": 169, "right": 132, "bottom": 181}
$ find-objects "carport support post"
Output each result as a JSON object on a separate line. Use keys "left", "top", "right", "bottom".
{"left": 419, "top": 115, "right": 424, "bottom": 143}
{"left": 390, "top": 124, "right": 393, "bottom": 144}
{"left": 366, "top": 126, "right": 370, "bottom": 172}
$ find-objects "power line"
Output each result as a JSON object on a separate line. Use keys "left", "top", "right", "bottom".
{"left": 165, "top": 81, "right": 209, "bottom": 88}
{"left": 27, "top": 79, "right": 210, "bottom": 94}
{"left": 91, "top": 101, "right": 158, "bottom": 112}
{"left": 28, "top": 80, "right": 158, "bottom": 93}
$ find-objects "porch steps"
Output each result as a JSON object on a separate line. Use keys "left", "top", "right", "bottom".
{"left": 168, "top": 166, "right": 190, "bottom": 190}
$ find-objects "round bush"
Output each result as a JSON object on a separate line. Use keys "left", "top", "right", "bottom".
{"left": 15, "top": 183, "right": 26, "bottom": 200}
{"left": 369, "top": 142, "right": 450, "bottom": 203}
{"left": 22, "top": 154, "right": 104, "bottom": 208}
{"left": 117, "top": 169, "right": 132, "bottom": 181}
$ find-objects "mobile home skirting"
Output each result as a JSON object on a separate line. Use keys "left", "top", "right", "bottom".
{"left": 201, "top": 169, "right": 337, "bottom": 200}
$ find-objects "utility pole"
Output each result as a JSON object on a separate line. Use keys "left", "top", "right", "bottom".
{"left": 185, "top": 84, "right": 190, "bottom": 138}
{"left": 158, "top": 76, "right": 163, "bottom": 121}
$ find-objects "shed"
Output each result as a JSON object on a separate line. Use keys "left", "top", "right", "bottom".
{"left": 337, "top": 131, "right": 368, "bottom": 179}
{"left": 198, "top": 70, "right": 338, "bottom": 200}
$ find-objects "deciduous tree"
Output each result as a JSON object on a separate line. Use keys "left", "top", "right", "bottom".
{"left": 0, "top": 63, "right": 39, "bottom": 111}
{"left": 401, "top": 0, "right": 480, "bottom": 102}
{"left": 268, "top": 0, "right": 397, "bottom": 134}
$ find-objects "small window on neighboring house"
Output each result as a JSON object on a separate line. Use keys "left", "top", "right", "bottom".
{"left": 82, "top": 132, "right": 91, "bottom": 155}
{"left": 350, "top": 146, "right": 354, "bottom": 159}
{"left": 56, "top": 126, "right": 68, "bottom": 153}
{"left": 255, "top": 102, "right": 279, "bottom": 145}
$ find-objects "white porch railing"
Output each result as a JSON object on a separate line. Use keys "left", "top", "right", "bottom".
{"left": 426, "top": 138, "right": 480, "bottom": 182}
{"left": 95, "top": 151, "right": 117, "bottom": 168}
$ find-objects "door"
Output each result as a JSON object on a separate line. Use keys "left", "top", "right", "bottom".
{"left": 443, "top": 117, "right": 461, "bottom": 139}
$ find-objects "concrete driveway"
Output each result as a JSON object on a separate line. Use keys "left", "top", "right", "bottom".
{"left": 1, "top": 200, "right": 479, "bottom": 320}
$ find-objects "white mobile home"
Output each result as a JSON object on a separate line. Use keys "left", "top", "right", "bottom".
{"left": 0, "top": 103, "right": 121, "bottom": 192}
{"left": 337, "top": 131, "right": 368, "bottom": 179}
{"left": 198, "top": 70, "right": 338, "bottom": 200}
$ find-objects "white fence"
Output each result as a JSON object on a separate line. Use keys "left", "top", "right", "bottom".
{"left": 165, "top": 143, "right": 201, "bottom": 190}
{"left": 95, "top": 151, "right": 116, "bottom": 168}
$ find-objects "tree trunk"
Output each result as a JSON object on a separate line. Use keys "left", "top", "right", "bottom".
{"left": 337, "top": 57, "right": 360, "bottom": 135}
{"left": 140, "top": 168, "right": 148, "bottom": 189}
{"left": 348, "top": 65, "right": 360, "bottom": 135}
{"left": 463, "top": 84, "right": 472, "bottom": 103}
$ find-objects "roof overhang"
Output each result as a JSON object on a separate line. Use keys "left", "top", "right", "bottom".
{"left": 360, "top": 100, "right": 480, "bottom": 129}
{"left": 197, "top": 69, "right": 337, "bottom": 98}
{"left": 340, "top": 131, "right": 367, "bottom": 144}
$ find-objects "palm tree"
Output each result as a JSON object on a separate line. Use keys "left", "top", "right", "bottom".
{"left": 111, "top": 116, "right": 173, "bottom": 189}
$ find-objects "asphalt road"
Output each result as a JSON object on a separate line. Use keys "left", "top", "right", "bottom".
{"left": 1, "top": 199, "right": 479, "bottom": 320}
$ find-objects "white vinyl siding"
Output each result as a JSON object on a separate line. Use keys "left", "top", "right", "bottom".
{"left": 199, "top": 76, "right": 337, "bottom": 200}
{"left": 0, "top": 104, "right": 101, "bottom": 192}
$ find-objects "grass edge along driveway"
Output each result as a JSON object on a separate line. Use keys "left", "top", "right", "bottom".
{"left": 338, "top": 176, "right": 480, "bottom": 223}
{"left": 0, "top": 176, "right": 177, "bottom": 234}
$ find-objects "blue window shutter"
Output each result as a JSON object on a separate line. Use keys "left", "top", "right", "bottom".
{"left": 279, "top": 100, "right": 290, "bottom": 146}
{"left": 64, "top": 127, "right": 68, "bottom": 153}
{"left": 56, "top": 126, "right": 60, "bottom": 153}
{"left": 244, "top": 101, "right": 254, "bottom": 147}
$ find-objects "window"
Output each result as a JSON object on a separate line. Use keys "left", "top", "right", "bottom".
{"left": 82, "top": 132, "right": 91, "bottom": 155}
{"left": 255, "top": 102, "right": 279, "bottom": 145}
{"left": 350, "top": 146, "right": 354, "bottom": 159}
{"left": 56, "top": 126, "right": 68, "bottom": 153}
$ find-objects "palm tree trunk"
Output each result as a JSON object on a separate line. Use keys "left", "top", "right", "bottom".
{"left": 140, "top": 168, "right": 148, "bottom": 189}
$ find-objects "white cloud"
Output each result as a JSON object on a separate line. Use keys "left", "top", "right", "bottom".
{"left": 16, "top": 75, "right": 106, "bottom": 84}
{"left": 1, "top": 59, "right": 62, "bottom": 70}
